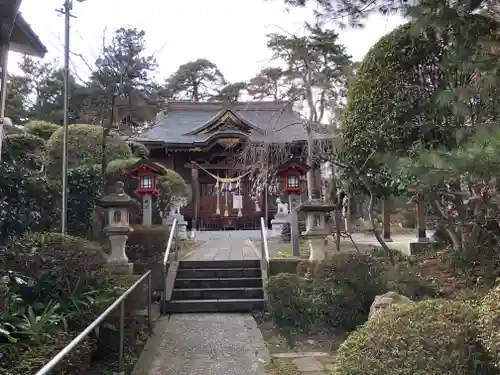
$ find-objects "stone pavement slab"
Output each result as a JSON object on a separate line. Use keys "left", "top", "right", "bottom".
{"left": 146, "top": 314, "right": 270, "bottom": 375}
{"left": 292, "top": 357, "right": 325, "bottom": 372}
{"left": 184, "top": 231, "right": 261, "bottom": 261}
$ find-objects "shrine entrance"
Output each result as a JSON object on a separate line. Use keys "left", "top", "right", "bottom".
{"left": 193, "top": 163, "right": 262, "bottom": 231}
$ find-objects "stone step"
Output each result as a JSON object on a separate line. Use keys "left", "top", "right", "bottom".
{"left": 166, "top": 298, "right": 265, "bottom": 313}
{"left": 179, "top": 260, "right": 261, "bottom": 270}
{"left": 177, "top": 268, "right": 262, "bottom": 279}
{"left": 172, "top": 287, "right": 264, "bottom": 301}
{"left": 174, "top": 277, "right": 262, "bottom": 289}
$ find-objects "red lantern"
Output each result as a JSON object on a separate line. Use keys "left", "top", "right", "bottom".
{"left": 132, "top": 164, "right": 160, "bottom": 196}
{"left": 276, "top": 160, "right": 309, "bottom": 195}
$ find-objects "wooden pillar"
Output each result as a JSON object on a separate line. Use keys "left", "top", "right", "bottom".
{"left": 191, "top": 165, "right": 200, "bottom": 231}
{"left": 416, "top": 200, "right": 426, "bottom": 241}
{"left": 382, "top": 199, "right": 392, "bottom": 242}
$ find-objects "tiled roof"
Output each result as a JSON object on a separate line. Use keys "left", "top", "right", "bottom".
{"left": 133, "top": 101, "right": 312, "bottom": 145}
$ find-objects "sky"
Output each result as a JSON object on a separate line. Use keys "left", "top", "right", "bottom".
{"left": 11, "top": 0, "right": 406, "bottom": 84}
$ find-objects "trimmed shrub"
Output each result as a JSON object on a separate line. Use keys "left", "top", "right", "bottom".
{"left": 24, "top": 120, "right": 59, "bottom": 140}
{"left": 46, "top": 124, "right": 132, "bottom": 173}
{"left": 478, "top": 283, "right": 500, "bottom": 368}
{"left": 126, "top": 225, "right": 168, "bottom": 263}
{"left": 0, "top": 162, "right": 57, "bottom": 246}
{"left": 3, "top": 232, "right": 106, "bottom": 288}
{"left": 268, "top": 253, "right": 387, "bottom": 332}
{"left": 334, "top": 299, "right": 495, "bottom": 375}
{"left": 267, "top": 273, "right": 316, "bottom": 331}
{"left": 105, "top": 157, "right": 140, "bottom": 190}
{"left": 296, "top": 252, "right": 387, "bottom": 330}
{"left": 2, "top": 133, "right": 45, "bottom": 168}
{"left": 67, "top": 164, "right": 103, "bottom": 237}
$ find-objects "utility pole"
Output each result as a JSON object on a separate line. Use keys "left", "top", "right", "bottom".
{"left": 56, "top": 0, "right": 74, "bottom": 234}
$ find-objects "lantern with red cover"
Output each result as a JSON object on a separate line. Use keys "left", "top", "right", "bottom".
{"left": 276, "top": 160, "right": 310, "bottom": 195}
{"left": 132, "top": 163, "right": 161, "bottom": 196}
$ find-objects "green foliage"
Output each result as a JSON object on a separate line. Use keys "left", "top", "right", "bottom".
{"left": 126, "top": 225, "right": 167, "bottom": 263}
{"left": 478, "top": 282, "right": 500, "bottom": 369}
{"left": 334, "top": 299, "right": 495, "bottom": 375}
{"left": 310, "top": 252, "right": 387, "bottom": 329}
{"left": 127, "top": 141, "right": 149, "bottom": 158}
{"left": 0, "top": 240, "right": 148, "bottom": 374}
{"left": 46, "top": 124, "right": 132, "bottom": 173}
{"left": 91, "top": 27, "right": 157, "bottom": 101}
{"left": 0, "top": 334, "right": 94, "bottom": 375}
{"left": 340, "top": 17, "right": 498, "bottom": 195}
{"left": 213, "top": 82, "right": 247, "bottom": 102}
{"left": 0, "top": 162, "right": 56, "bottom": 246}
{"left": 16, "top": 56, "right": 84, "bottom": 124}
{"left": 397, "top": 130, "right": 500, "bottom": 197}
{"left": 247, "top": 67, "right": 287, "bottom": 101}
{"left": 395, "top": 130, "right": 500, "bottom": 254}
{"left": 4, "top": 232, "right": 106, "bottom": 289}
{"left": 1, "top": 133, "right": 45, "bottom": 169}
{"left": 24, "top": 120, "right": 59, "bottom": 140}
{"left": 4, "top": 74, "right": 31, "bottom": 124}
{"left": 67, "top": 165, "right": 104, "bottom": 238}
{"left": 164, "top": 58, "right": 226, "bottom": 101}
{"left": 157, "top": 169, "right": 190, "bottom": 203}
{"left": 105, "top": 157, "right": 140, "bottom": 181}
{"left": 267, "top": 273, "right": 315, "bottom": 330}
{"left": 266, "top": 22, "right": 352, "bottom": 117}
{"left": 267, "top": 253, "right": 387, "bottom": 333}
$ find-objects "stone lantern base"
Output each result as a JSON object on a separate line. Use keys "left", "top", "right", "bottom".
{"left": 105, "top": 231, "right": 133, "bottom": 274}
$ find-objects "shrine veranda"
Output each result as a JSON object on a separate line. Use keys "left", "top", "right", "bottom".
{"left": 131, "top": 100, "right": 315, "bottom": 231}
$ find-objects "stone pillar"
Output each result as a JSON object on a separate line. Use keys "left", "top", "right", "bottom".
{"left": 344, "top": 196, "right": 352, "bottom": 233}
{"left": 416, "top": 200, "right": 427, "bottom": 241}
{"left": 142, "top": 194, "right": 153, "bottom": 226}
{"left": 382, "top": 199, "right": 392, "bottom": 242}
{"left": 289, "top": 194, "right": 300, "bottom": 257}
{"left": 191, "top": 165, "right": 200, "bottom": 230}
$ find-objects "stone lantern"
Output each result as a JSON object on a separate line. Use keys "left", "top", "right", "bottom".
{"left": 99, "top": 181, "right": 139, "bottom": 274}
{"left": 131, "top": 162, "right": 161, "bottom": 226}
{"left": 276, "top": 160, "right": 310, "bottom": 256}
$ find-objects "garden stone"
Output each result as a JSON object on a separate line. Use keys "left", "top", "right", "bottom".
{"left": 292, "top": 357, "right": 325, "bottom": 372}
{"left": 368, "top": 291, "right": 412, "bottom": 320}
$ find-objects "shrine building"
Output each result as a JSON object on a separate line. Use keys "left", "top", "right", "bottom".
{"left": 132, "top": 101, "right": 310, "bottom": 231}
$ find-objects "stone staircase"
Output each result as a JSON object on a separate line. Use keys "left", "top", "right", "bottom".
{"left": 166, "top": 259, "right": 265, "bottom": 313}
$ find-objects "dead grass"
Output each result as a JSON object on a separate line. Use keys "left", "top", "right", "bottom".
{"left": 255, "top": 313, "right": 346, "bottom": 354}
{"left": 265, "top": 359, "right": 300, "bottom": 375}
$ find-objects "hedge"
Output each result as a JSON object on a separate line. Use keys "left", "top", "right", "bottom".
{"left": 46, "top": 124, "right": 132, "bottom": 173}
{"left": 334, "top": 299, "right": 495, "bottom": 375}
{"left": 478, "top": 283, "right": 500, "bottom": 369}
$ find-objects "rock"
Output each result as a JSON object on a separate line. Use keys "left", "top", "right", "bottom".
{"left": 368, "top": 291, "right": 412, "bottom": 320}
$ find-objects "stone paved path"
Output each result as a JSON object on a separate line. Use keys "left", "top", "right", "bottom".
{"left": 184, "top": 230, "right": 262, "bottom": 261}
{"left": 144, "top": 314, "right": 269, "bottom": 375}
{"left": 133, "top": 231, "right": 270, "bottom": 375}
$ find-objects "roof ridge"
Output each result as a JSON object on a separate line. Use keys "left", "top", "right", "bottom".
{"left": 166, "top": 100, "right": 294, "bottom": 112}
